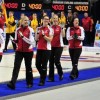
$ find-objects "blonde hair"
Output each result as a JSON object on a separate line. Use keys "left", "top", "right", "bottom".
{"left": 53, "top": 14, "right": 59, "bottom": 25}
{"left": 53, "top": 14, "right": 59, "bottom": 19}
{"left": 21, "top": 16, "right": 29, "bottom": 25}
{"left": 21, "top": 16, "right": 29, "bottom": 22}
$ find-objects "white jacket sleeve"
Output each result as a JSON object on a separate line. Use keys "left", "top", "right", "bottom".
{"left": 15, "top": 28, "right": 18, "bottom": 40}
{"left": 77, "top": 27, "right": 85, "bottom": 40}
{"left": 0, "top": 29, "right": 5, "bottom": 52}
{"left": 66, "top": 27, "right": 73, "bottom": 40}
{"left": 22, "top": 27, "right": 35, "bottom": 46}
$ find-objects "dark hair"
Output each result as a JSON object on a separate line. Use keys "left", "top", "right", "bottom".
{"left": 42, "top": 15, "right": 49, "bottom": 19}
{"left": 70, "top": 17, "right": 79, "bottom": 27}
{"left": 73, "top": 12, "right": 78, "bottom": 18}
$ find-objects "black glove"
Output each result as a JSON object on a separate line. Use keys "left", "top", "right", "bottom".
{"left": 72, "top": 33, "right": 78, "bottom": 39}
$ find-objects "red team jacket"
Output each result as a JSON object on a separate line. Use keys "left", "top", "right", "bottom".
{"left": 15, "top": 26, "right": 35, "bottom": 52}
{"left": 0, "top": 16, "right": 5, "bottom": 30}
{"left": 51, "top": 25, "right": 64, "bottom": 47}
{"left": 82, "top": 17, "right": 92, "bottom": 32}
{"left": 66, "top": 26, "right": 85, "bottom": 48}
{"left": 37, "top": 26, "right": 53, "bottom": 50}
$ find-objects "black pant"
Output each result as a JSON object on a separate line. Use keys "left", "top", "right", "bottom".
{"left": 0, "top": 55, "right": 2, "bottom": 62}
{"left": 49, "top": 47, "right": 63, "bottom": 79}
{"left": 11, "top": 51, "right": 33, "bottom": 85}
{"left": 4, "top": 33, "right": 16, "bottom": 50}
{"left": 83, "top": 31, "right": 92, "bottom": 46}
{"left": 36, "top": 50, "right": 51, "bottom": 82}
{"left": 63, "top": 37, "right": 68, "bottom": 45}
{"left": 69, "top": 48, "right": 82, "bottom": 69}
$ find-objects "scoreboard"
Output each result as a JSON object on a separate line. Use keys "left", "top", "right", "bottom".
{"left": 4, "top": 0, "right": 89, "bottom": 13}
{"left": 52, "top": 4, "right": 88, "bottom": 12}
{"left": 51, "top": 0, "right": 89, "bottom": 13}
{"left": 4, "top": 0, "right": 42, "bottom": 11}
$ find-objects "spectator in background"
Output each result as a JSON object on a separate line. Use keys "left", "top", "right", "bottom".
{"left": 73, "top": 12, "right": 78, "bottom": 18}
{"left": 59, "top": 11, "right": 67, "bottom": 45}
{"left": 50, "top": 12, "right": 55, "bottom": 25}
{"left": 4, "top": 11, "right": 16, "bottom": 52}
{"left": 65, "top": 11, "right": 73, "bottom": 45}
{"left": 17, "top": 13, "right": 25, "bottom": 27}
{"left": 59, "top": 11, "right": 66, "bottom": 28}
{"left": 82, "top": 12, "right": 93, "bottom": 46}
{"left": 90, "top": 16, "right": 95, "bottom": 46}
{"left": 31, "top": 13, "right": 38, "bottom": 34}
{"left": 66, "top": 12, "right": 73, "bottom": 28}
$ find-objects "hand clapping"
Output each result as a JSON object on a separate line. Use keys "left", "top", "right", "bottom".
{"left": 19, "top": 31, "right": 24, "bottom": 38}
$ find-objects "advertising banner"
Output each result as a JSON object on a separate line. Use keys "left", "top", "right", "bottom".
{"left": 94, "top": 24, "right": 100, "bottom": 47}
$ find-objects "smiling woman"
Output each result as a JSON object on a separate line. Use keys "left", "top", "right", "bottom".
{"left": 21, "top": 16, "right": 29, "bottom": 26}
{"left": 7, "top": 15, "right": 35, "bottom": 90}
{"left": 35, "top": 15, "right": 54, "bottom": 86}
{"left": 66, "top": 17, "right": 85, "bottom": 80}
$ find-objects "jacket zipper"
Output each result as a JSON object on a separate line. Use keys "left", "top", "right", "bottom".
{"left": 22, "top": 29, "right": 24, "bottom": 52}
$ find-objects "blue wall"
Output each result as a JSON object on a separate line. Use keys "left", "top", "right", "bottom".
{"left": 7, "top": 10, "right": 84, "bottom": 21}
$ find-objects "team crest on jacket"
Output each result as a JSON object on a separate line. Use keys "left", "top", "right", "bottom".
{"left": 55, "top": 28, "right": 60, "bottom": 31}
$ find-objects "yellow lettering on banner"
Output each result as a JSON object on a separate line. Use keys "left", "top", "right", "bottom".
{"left": 29, "top": 4, "right": 42, "bottom": 9}
{"left": 75, "top": 6, "right": 88, "bottom": 11}
{"left": 75, "top": 6, "right": 80, "bottom": 11}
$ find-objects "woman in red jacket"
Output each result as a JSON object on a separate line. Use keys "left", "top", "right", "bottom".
{"left": 0, "top": 12, "right": 5, "bottom": 30}
{"left": 66, "top": 18, "right": 85, "bottom": 80}
{"left": 7, "top": 16, "right": 35, "bottom": 89}
{"left": 35, "top": 15, "right": 53, "bottom": 86}
{"left": 0, "top": 12, "right": 5, "bottom": 62}
{"left": 48, "top": 14, "right": 64, "bottom": 82}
